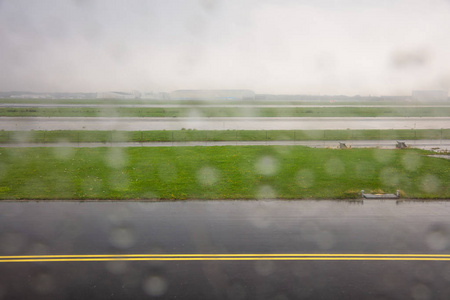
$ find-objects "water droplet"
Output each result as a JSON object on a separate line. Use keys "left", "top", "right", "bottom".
{"left": 105, "top": 148, "right": 127, "bottom": 169}
{"left": 107, "top": 207, "right": 132, "bottom": 225}
{"left": 105, "top": 261, "right": 128, "bottom": 275}
{"left": 379, "top": 167, "right": 400, "bottom": 187}
{"left": 425, "top": 228, "right": 448, "bottom": 250}
{"left": 226, "top": 283, "right": 246, "bottom": 300}
{"left": 250, "top": 202, "right": 273, "bottom": 228}
{"left": 52, "top": 146, "right": 75, "bottom": 160}
{"left": 272, "top": 294, "right": 289, "bottom": 300}
{"left": 181, "top": 109, "right": 207, "bottom": 129}
{"left": 98, "top": 107, "right": 120, "bottom": 118}
{"left": 142, "top": 276, "right": 168, "bottom": 297}
{"left": 0, "top": 233, "right": 25, "bottom": 254}
{"left": 256, "top": 185, "right": 276, "bottom": 199}
{"left": 31, "top": 274, "right": 55, "bottom": 295}
{"left": 373, "top": 149, "right": 394, "bottom": 164}
{"left": 12, "top": 131, "right": 33, "bottom": 143}
{"left": 304, "top": 130, "right": 323, "bottom": 139}
{"left": 296, "top": 169, "right": 315, "bottom": 188}
{"left": 442, "top": 265, "right": 450, "bottom": 281}
{"left": 109, "top": 226, "right": 136, "bottom": 249}
{"left": 421, "top": 174, "right": 441, "bottom": 193}
{"left": 29, "top": 243, "right": 50, "bottom": 255}
{"left": 254, "top": 260, "right": 275, "bottom": 276}
{"left": 255, "top": 156, "right": 278, "bottom": 176}
{"left": 314, "top": 229, "right": 335, "bottom": 250}
{"left": 355, "top": 161, "right": 375, "bottom": 179}
{"left": 0, "top": 284, "right": 6, "bottom": 299}
{"left": 108, "top": 171, "right": 130, "bottom": 192}
{"left": 0, "top": 162, "right": 7, "bottom": 181}
{"left": 411, "top": 283, "right": 432, "bottom": 300}
{"left": 197, "top": 166, "right": 219, "bottom": 186}
{"left": 325, "top": 158, "right": 344, "bottom": 177}
{"left": 402, "top": 152, "right": 422, "bottom": 171}
{"left": 414, "top": 264, "right": 434, "bottom": 282}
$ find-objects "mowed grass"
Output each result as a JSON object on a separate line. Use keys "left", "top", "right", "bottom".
{"left": 0, "top": 146, "right": 448, "bottom": 200}
{"left": 1, "top": 129, "right": 449, "bottom": 143}
{"left": 1, "top": 106, "right": 450, "bottom": 117}
{"left": 1, "top": 98, "right": 446, "bottom": 105}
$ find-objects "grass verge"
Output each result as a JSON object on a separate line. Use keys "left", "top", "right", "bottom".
{"left": 0, "top": 146, "right": 448, "bottom": 200}
{"left": 1, "top": 98, "right": 447, "bottom": 106}
{"left": 1, "top": 106, "right": 450, "bottom": 117}
{"left": 1, "top": 129, "right": 449, "bottom": 143}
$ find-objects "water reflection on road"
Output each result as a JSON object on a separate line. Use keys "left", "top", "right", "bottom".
{"left": 1, "top": 200, "right": 450, "bottom": 299}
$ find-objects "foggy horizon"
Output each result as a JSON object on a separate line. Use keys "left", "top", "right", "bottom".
{"left": 3, "top": 89, "right": 446, "bottom": 98}
{"left": 1, "top": 0, "right": 450, "bottom": 96}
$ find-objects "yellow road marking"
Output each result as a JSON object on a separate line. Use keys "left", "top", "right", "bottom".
{"left": 3, "top": 253, "right": 450, "bottom": 259}
{"left": 1, "top": 254, "right": 450, "bottom": 263}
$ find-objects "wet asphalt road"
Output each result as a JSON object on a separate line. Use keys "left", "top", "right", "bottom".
{"left": 1, "top": 200, "right": 450, "bottom": 299}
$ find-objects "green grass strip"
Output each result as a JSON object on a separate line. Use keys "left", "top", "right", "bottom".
{"left": 1, "top": 106, "right": 450, "bottom": 117}
{"left": 1, "top": 98, "right": 448, "bottom": 106}
{"left": 0, "top": 146, "right": 448, "bottom": 200}
{"left": 1, "top": 129, "right": 449, "bottom": 144}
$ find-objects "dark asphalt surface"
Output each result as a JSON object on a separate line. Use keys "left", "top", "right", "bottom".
{"left": 1, "top": 200, "right": 450, "bottom": 299}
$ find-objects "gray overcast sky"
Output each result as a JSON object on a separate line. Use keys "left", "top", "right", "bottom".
{"left": 1, "top": 0, "right": 450, "bottom": 95}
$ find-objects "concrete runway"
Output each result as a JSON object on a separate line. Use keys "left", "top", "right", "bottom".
{"left": 2, "top": 103, "right": 450, "bottom": 108}
{"left": 1, "top": 116, "right": 449, "bottom": 131}
{"left": 2, "top": 139, "right": 450, "bottom": 151}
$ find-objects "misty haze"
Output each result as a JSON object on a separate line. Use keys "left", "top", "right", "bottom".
{"left": 1, "top": 1, "right": 450, "bottom": 300}
{"left": 1, "top": 0, "right": 450, "bottom": 95}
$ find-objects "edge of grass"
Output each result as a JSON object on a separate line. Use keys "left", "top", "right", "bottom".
{"left": 1, "top": 129, "right": 449, "bottom": 144}
{"left": 0, "top": 146, "right": 448, "bottom": 200}
{"left": 1, "top": 106, "right": 450, "bottom": 117}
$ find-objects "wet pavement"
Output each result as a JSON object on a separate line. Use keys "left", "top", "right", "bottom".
{"left": 1, "top": 200, "right": 450, "bottom": 299}
{"left": 1, "top": 139, "right": 450, "bottom": 151}
{"left": 1, "top": 116, "right": 449, "bottom": 131}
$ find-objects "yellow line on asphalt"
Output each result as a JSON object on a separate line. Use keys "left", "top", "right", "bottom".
{"left": 2, "top": 257, "right": 450, "bottom": 263}
{"left": 1, "top": 254, "right": 450, "bottom": 263}
{"left": 2, "top": 253, "right": 450, "bottom": 259}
